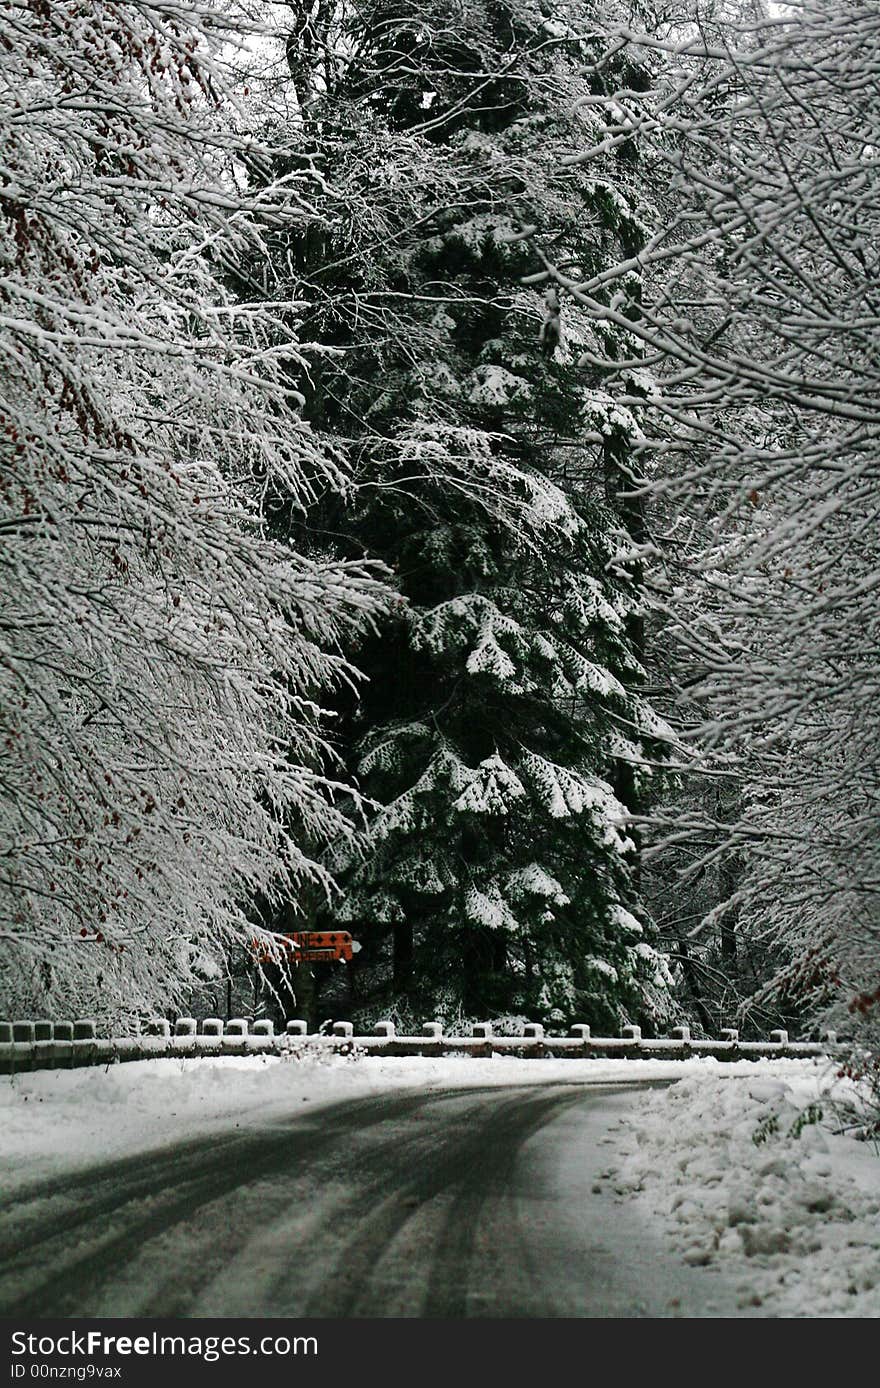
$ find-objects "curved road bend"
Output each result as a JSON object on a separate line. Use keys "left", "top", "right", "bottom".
{"left": 0, "top": 1082, "right": 755, "bottom": 1318}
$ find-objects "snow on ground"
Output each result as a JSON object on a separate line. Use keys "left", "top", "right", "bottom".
{"left": 0, "top": 1048, "right": 832, "bottom": 1191}
{"left": 604, "top": 1065, "right": 880, "bottom": 1317}
{"left": 3, "top": 1049, "right": 877, "bottom": 1318}
{"left": 1, "top": 1049, "right": 715, "bottom": 1191}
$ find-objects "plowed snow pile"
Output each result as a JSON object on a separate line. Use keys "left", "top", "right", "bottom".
{"left": 608, "top": 1070, "right": 880, "bottom": 1317}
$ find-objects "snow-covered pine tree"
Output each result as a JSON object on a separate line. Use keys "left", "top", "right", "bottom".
{"left": 271, "top": 0, "right": 676, "bottom": 1030}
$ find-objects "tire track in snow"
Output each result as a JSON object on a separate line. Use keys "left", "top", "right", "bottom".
{"left": 0, "top": 1080, "right": 706, "bottom": 1319}
{"left": 297, "top": 1087, "right": 588, "bottom": 1317}
{"left": 0, "top": 1088, "right": 452, "bottom": 1316}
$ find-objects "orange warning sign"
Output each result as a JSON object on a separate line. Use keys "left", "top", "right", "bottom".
{"left": 251, "top": 930, "right": 355, "bottom": 964}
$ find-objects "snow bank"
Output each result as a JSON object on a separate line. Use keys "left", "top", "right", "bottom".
{"left": 607, "top": 1066, "right": 880, "bottom": 1317}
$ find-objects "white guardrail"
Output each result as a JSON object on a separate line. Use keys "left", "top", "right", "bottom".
{"left": 0, "top": 1018, "right": 838, "bottom": 1074}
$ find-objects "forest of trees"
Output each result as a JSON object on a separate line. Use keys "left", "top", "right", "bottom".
{"left": 1, "top": 1, "right": 877, "bottom": 1066}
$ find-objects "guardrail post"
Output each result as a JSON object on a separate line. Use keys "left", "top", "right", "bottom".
{"left": 569, "top": 1024, "right": 591, "bottom": 1040}
{"left": 332, "top": 1021, "right": 353, "bottom": 1038}
{"left": 12, "top": 1021, "right": 35, "bottom": 1044}
{"left": 769, "top": 1029, "right": 789, "bottom": 1046}
{"left": 73, "top": 1019, "right": 96, "bottom": 1040}
{"left": 621, "top": 1024, "right": 641, "bottom": 1042}
{"left": 422, "top": 1022, "right": 443, "bottom": 1038}
{"left": 720, "top": 1028, "right": 739, "bottom": 1043}
{"left": 34, "top": 1020, "right": 54, "bottom": 1041}
{"left": 225, "top": 1019, "right": 249, "bottom": 1037}
{"left": 472, "top": 1022, "right": 493, "bottom": 1038}
{"left": 0, "top": 1023, "right": 11, "bottom": 1044}
{"left": 252, "top": 1019, "right": 274, "bottom": 1037}
{"left": 145, "top": 1018, "right": 170, "bottom": 1038}
{"left": 53, "top": 1022, "right": 73, "bottom": 1042}
{"left": 372, "top": 1021, "right": 395, "bottom": 1037}
{"left": 285, "top": 1020, "right": 308, "bottom": 1037}
{"left": 201, "top": 1018, "right": 224, "bottom": 1036}
{"left": 523, "top": 1023, "right": 544, "bottom": 1039}
{"left": 173, "top": 1018, "right": 197, "bottom": 1037}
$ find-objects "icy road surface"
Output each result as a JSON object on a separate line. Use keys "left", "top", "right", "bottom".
{"left": 0, "top": 1081, "right": 757, "bottom": 1319}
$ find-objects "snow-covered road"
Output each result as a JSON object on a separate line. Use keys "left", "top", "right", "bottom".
{"left": 0, "top": 1079, "right": 756, "bottom": 1319}
{"left": 3, "top": 1053, "right": 877, "bottom": 1318}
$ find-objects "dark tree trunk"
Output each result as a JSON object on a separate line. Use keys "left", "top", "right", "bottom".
{"left": 393, "top": 920, "right": 414, "bottom": 994}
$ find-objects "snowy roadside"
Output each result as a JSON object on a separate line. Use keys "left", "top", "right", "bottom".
{"left": 604, "top": 1066, "right": 880, "bottom": 1317}
{"left": 0, "top": 1049, "right": 829, "bottom": 1194}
